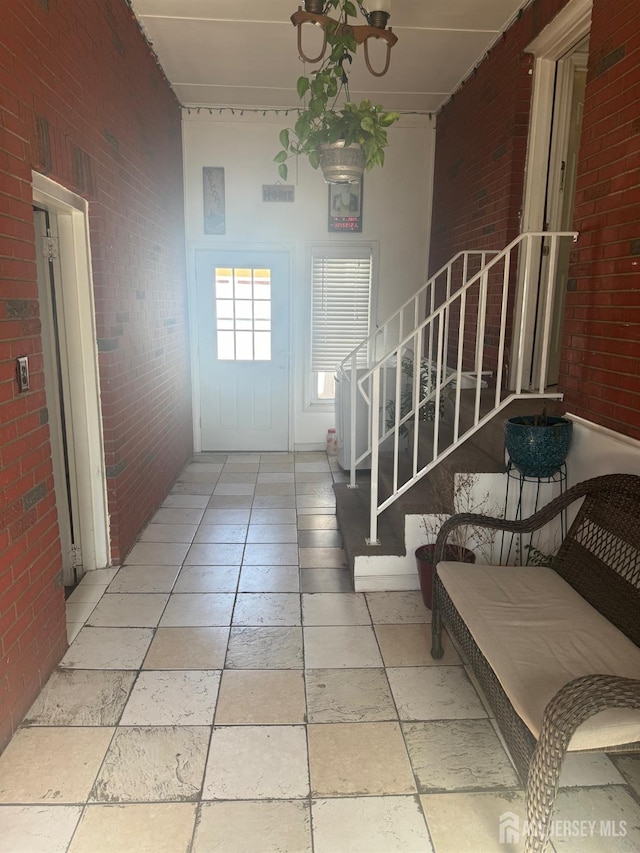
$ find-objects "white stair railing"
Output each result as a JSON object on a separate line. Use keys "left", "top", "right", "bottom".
{"left": 337, "top": 231, "right": 578, "bottom": 544}
{"left": 337, "top": 250, "right": 498, "bottom": 486}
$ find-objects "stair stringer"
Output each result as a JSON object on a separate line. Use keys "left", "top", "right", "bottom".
{"left": 352, "top": 470, "right": 507, "bottom": 592}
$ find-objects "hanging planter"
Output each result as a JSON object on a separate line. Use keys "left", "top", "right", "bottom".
{"left": 276, "top": 98, "right": 399, "bottom": 182}
{"left": 504, "top": 415, "right": 573, "bottom": 478}
{"left": 274, "top": 2, "right": 399, "bottom": 182}
{"left": 318, "top": 141, "right": 365, "bottom": 184}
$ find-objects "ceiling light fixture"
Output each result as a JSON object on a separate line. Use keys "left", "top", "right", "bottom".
{"left": 291, "top": 1, "right": 397, "bottom": 77}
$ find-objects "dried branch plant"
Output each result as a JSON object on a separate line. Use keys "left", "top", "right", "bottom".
{"left": 420, "top": 470, "right": 503, "bottom": 563}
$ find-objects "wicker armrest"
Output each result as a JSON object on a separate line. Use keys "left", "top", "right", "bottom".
{"left": 525, "top": 674, "right": 640, "bottom": 852}
{"left": 433, "top": 478, "right": 594, "bottom": 564}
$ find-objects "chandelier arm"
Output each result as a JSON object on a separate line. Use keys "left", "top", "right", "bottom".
{"left": 296, "top": 21, "right": 328, "bottom": 63}
{"left": 291, "top": 9, "right": 397, "bottom": 74}
{"left": 363, "top": 37, "right": 392, "bottom": 77}
{"left": 351, "top": 25, "right": 397, "bottom": 45}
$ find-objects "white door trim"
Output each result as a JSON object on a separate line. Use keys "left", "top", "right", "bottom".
{"left": 32, "top": 171, "right": 110, "bottom": 570}
{"left": 512, "top": 0, "right": 592, "bottom": 389}
{"left": 526, "top": 0, "right": 592, "bottom": 57}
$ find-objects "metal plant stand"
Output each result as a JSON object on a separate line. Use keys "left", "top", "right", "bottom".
{"left": 500, "top": 461, "right": 568, "bottom": 564}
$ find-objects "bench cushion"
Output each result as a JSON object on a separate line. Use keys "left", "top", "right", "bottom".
{"left": 437, "top": 562, "right": 640, "bottom": 751}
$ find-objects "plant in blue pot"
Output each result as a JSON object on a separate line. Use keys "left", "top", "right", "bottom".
{"left": 504, "top": 408, "right": 573, "bottom": 478}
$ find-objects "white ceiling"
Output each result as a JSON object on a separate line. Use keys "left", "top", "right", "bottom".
{"left": 130, "top": 0, "right": 529, "bottom": 113}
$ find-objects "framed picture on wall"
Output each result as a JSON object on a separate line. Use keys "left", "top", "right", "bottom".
{"left": 328, "top": 181, "right": 363, "bottom": 233}
{"left": 203, "top": 166, "right": 225, "bottom": 234}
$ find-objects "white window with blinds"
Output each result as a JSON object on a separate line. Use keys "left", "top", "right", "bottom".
{"left": 310, "top": 246, "right": 373, "bottom": 401}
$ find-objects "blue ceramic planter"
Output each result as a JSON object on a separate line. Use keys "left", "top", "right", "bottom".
{"left": 504, "top": 416, "right": 573, "bottom": 478}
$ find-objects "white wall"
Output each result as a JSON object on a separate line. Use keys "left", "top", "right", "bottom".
{"left": 565, "top": 416, "right": 640, "bottom": 482}
{"left": 182, "top": 110, "right": 435, "bottom": 449}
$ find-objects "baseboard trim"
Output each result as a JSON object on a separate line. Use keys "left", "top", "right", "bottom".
{"left": 354, "top": 572, "right": 420, "bottom": 592}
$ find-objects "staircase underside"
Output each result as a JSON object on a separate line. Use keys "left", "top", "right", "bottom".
{"left": 334, "top": 394, "right": 563, "bottom": 587}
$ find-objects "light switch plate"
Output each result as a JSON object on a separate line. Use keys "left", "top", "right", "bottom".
{"left": 17, "top": 356, "right": 29, "bottom": 392}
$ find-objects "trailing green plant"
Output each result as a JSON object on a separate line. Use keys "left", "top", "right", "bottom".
{"left": 274, "top": 0, "right": 400, "bottom": 179}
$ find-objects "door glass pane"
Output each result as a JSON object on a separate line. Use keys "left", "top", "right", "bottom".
{"left": 236, "top": 301, "right": 253, "bottom": 320}
{"left": 217, "top": 301, "right": 234, "bottom": 319}
{"left": 216, "top": 281, "right": 233, "bottom": 300}
{"left": 235, "top": 331, "right": 254, "bottom": 360}
{"left": 254, "top": 332, "right": 271, "bottom": 361}
{"left": 215, "top": 267, "right": 272, "bottom": 361}
{"left": 254, "top": 301, "right": 271, "bottom": 321}
{"left": 234, "top": 272, "right": 252, "bottom": 300}
{"left": 217, "top": 331, "right": 235, "bottom": 360}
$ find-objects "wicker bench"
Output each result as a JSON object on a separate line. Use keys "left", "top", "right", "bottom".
{"left": 430, "top": 473, "right": 640, "bottom": 853}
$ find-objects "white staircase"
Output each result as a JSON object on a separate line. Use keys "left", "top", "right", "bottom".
{"left": 335, "top": 231, "right": 577, "bottom": 586}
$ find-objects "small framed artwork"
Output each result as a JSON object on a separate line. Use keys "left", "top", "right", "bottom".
{"left": 328, "top": 181, "right": 363, "bottom": 233}
{"left": 203, "top": 166, "right": 225, "bottom": 234}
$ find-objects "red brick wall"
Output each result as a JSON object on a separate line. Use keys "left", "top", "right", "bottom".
{"left": 430, "top": 0, "right": 640, "bottom": 439}
{"left": 562, "top": 0, "right": 640, "bottom": 434}
{"left": 429, "top": 0, "right": 567, "bottom": 379}
{"left": 430, "top": 0, "right": 567, "bottom": 268}
{"left": 0, "top": 0, "right": 191, "bottom": 751}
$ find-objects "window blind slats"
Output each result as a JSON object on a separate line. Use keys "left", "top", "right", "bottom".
{"left": 311, "top": 250, "right": 372, "bottom": 372}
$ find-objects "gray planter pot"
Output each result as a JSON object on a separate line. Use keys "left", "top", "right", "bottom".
{"left": 318, "top": 141, "right": 365, "bottom": 184}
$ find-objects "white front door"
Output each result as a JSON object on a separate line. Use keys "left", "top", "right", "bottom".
{"left": 195, "top": 250, "right": 290, "bottom": 451}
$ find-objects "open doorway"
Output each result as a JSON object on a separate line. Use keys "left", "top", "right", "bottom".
{"left": 534, "top": 39, "right": 588, "bottom": 386}
{"left": 34, "top": 207, "right": 78, "bottom": 586}
{"left": 32, "top": 173, "right": 110, "bottom": 586}
{"left": 516, "top": 0, "right": 592, "bottom": 391}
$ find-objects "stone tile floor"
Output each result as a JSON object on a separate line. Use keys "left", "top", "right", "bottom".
{"left": 1, "top": 452, "right": 640, "bottom": 852}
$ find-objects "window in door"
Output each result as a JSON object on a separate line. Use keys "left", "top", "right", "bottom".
{"left": 310, "top": 246, "right": 373, "bottom": 402}
{"left": 215, "top": 266, "right": 272, "bottom": 361}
